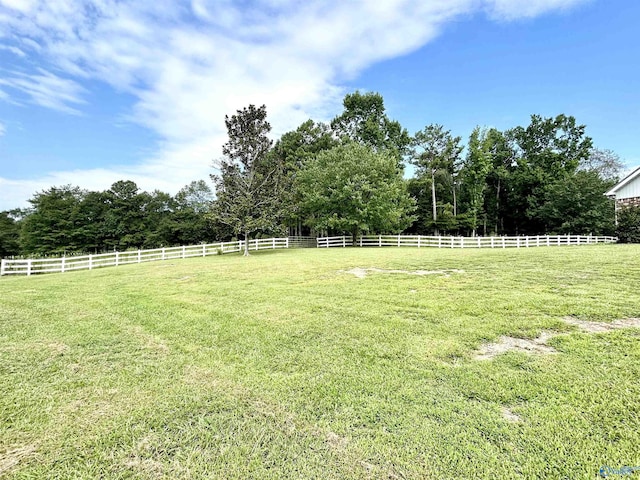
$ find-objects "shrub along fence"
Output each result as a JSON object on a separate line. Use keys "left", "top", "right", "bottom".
{"left": 1, "top": 234, "right": 618, "bottom": 277}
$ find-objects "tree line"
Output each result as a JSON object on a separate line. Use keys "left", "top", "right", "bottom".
{"left": 0, "top": 91, "right": 626, "bottom": 258}
{"left": 0, "top": 180, "right": 220, "bottom": 257}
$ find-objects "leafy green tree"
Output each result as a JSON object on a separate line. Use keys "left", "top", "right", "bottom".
{"left": 174, "top": 180, "right": 218, "bottom": 244}
{"left": 616, "top": 206, "right": 640, "bottom": 243}
{"left": 140, "top": 190, "right": 177, "bottom": 248}
{"left": 539, "top": 170, "right": 615, "bottom": 235}
{"left": 103, "top": 180, "right": 147, "bottom": 250}
{"left": 481, "top": 129, "right": 515, "bottom": 235}
{"left": 297, "top": 142, "right": 415, "bottom": 241}
{"left": 460, "top": 127, "right": 494, "bottom": 236}
{"left": 175, "top": 180, "right": 214, "bottom": 214}
{"left": 331, "top": 91, "right": 410, "bottom": 162}
{"left": 73, "top": 190, "right": 110, "bottom": 253}
{"left": 270, "top": 120, "right": 338, "bottom": 235}
{"left": 410, "top": 124, "right": 463, "bottom": 234}
{"left": 0, "top": 211, "right": 21, "bottom": 258}
{"left": 20, "top": 185, "right": 86, "bottom": 255}
{"left": 509, "top": 114, "right": 593, "bottom": 233}
{"left": 210, "top": 104, "right": 285, "bottom": 256}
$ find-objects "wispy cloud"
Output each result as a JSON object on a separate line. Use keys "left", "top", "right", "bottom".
{"left": 485, "top": 0, "right": 591, "bottom": 20}
{"left": 0, "top": 0, "right": 590, "bottom": 209}
{"left": 0, "top": 44, "right": 26, "bottom": 57}
{"left": 0, "top": 68, "right": 87, "bottom": 114}
{"left": 0, "top": 121, "right": 5, "bottom": 136}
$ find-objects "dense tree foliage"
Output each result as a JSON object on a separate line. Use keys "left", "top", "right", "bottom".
{"left": 209, "top": 104, "right": 285, "bottom": 255}
{"left": 297, "top": 142, "right": 415, "bottom": 241}
{"left": 616, "top": 206, "right": 640, "bottom": 243}
{"left": 0, "top": 211, "right": 21, "bottom": 257}
{"left": 6, "top": 180, "right": 218, "bottom": 258}
{"left": 409, "top": 124, "right": 463, "bottom": 234}
{"left": 270, "top": 119, "right": 338, "bottom": 236}
{"left": 331, "top": 91, "right": 410, "bottom": 162}
{"left": 4, "top": 91, "right": 627, "bottom": 258}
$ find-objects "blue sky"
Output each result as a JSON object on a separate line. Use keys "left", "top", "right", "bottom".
{"left": 0, "top": 0, "right": 638, "bottom": 211}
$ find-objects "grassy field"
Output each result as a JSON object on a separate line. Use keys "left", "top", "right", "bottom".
{"left": 1, "top": 245, "right": 640, "bottom": 479}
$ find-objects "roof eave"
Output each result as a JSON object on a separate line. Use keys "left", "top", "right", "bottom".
{"left": 605, "top": 166, "right": 640, "bottom": 196}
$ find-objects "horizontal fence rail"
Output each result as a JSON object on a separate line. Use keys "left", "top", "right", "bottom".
{"left": 1, "top": 238, "right": 290, "bottom": 276}
{"left": 316, "top": 236, "right": 354, "bottom": 248}
{"left": 318, "top": 234, "right": 617, "bottom": 249}
{"left": 1, "top": 234, "right": 618, "bottom": 277}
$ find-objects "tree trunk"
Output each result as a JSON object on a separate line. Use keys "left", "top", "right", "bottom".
{"left": 495, "top": 178, "right": 501, "bottom": 235}
{"left": 452, "top": 182, "right": 457, "bottom": 217}
{"left": 243, "top": 231, "right": 249, "bottom": 256}
{"left": 431, "top": 169, "right": 438, "bottom": 235}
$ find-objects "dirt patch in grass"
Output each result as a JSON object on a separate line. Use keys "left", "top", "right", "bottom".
{"left": 563, "top": 316, "right": 640, "bottom": 333}
{"left": 343, "top": 267, "right": 464, "bottom": 279}
{"left": 0, "top": 444, "right": 38, "bottom": 476}
{"left": 475, "top": 332, "right": 558, "bottom": 360}
{"left": 475, "top": 317, "right": 640, "bottom": 361}
{"left": 500, "top": 407, "right": 521, "bottom": 423}
{"left": 1, "top": 341, "right": 69, "bottom": 355}
{"left": 326, "top": 432, "right": 349, "bottom": 451}
{"left": 126, "top": 325, "right": 169, "bottom": 354}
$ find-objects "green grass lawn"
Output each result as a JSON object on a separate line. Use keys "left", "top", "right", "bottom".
{"left": 1, "top": 245, "right": 640, "bottom": 479}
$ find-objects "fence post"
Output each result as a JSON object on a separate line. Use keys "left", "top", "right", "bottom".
{"left": 182, "top": 246, "right": 186, "bottom": 258}
{"left": 27, "top": 259, "right": 32, "bottom": 276}
{"left": 273, "top": 238, "right": 276, "bottom": 249}
{"left": 61, "top": 256, "right": 66, "bottom": 273}
{"left": 491, "top": 237, "right": 494, "bottom": 248}
{"left": 286, "top": 237, "right": 290, "bottom": 249}
{"left": 418, "top": 236, "right": 421, "bottom": 248}
{"left": 451, "top": 236, "right": 454, "bottom": 248}
{"left": 162, "top": 248, "right": 166, "bottom": 261}
{"left": 502, "top": 237, "right": 506, "bottom": 249}
{"left": 477, "top": 237, "right": 481, "bottom": 248}
{"left": 360, "top": 236, "right": 363, "bottom": 247}
{"left": 438, "top": 236, "right": 442, "bottom": 248}
{"left": 546, "top": 236, "right": 550, "bottom": 247}
{"left": 203, "top": 244, "right": 206, "bottom": 257}
{"left": 115, "top": 251, "right": 119, "bottom": 266}
{"left": 343, "top": 237, "right": 346, "bottom": 248}
{"left": 517, "top": 237, "right": 520, "bottom": 248}
{"left": 536, "top": 235, "right": 540, "bottom": 247}
{"left": 379, "top": 235, "right": 382, "bottom": 247}
{"left": 0, "top": 259, "right": 6, "bottom": 276}
{"left": 89, "top": 254, "right": 93, "bottom": 270}
{"left": 137, "top": 250, "right": 141, "bottom": 263}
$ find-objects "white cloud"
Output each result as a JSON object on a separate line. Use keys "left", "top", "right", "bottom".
{"left": 0, "top": 121, "right": 5, "bottom": 136}
{"left": 485, "top": 0, "right": 591, "bottom": 20}
{"left": 0, "top": 68, "right": 87, "bottom": 114}
{"left": 0, "top": 0, "right": 591, "bottom": 210}
{"left": 0, "top": 44, "right": 26, "bottom": 56}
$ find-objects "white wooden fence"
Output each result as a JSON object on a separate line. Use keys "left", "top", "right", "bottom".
{"left": 316, "top": 236, "right": 354, "bottom": 248}
{"left": 0, "top": 234, "right": 619, "bottom": 277}
{"left": 317, "top": 234, "right": 617, "bottom": 249}
{"left": 0, "top": 238, "right": 289, "bottom": 276}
